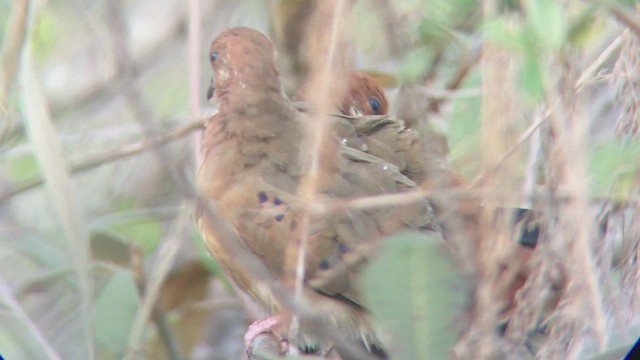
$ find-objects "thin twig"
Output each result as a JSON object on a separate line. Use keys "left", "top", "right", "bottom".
{"left": 0, "top": 117, "right": 205, "bottom": 202}
{"left": 130, "top": 247, "right": 183, "bottom": 360}
{"left": 286, "top": 0, "right": 349, "bottom": 343}
{"left": 471, "top": 32, "right": 623, "bottom": 188}
{"left": 107, "top": 2, "right": 194, "bottom": 356}
{"left": 188, "top": 0, "right": 203, "bottom": 165}
{"left": 0, "top": 0, "right": 29, "bottom": 107}
{"left": 576, "top": 34, "right": 623, "bottom": 91}
{"left": 426, "top": 47, "right": 483, "bottom": 113}
{"left": 126, "top": 208, "right": 189, "bottom": 359}
{"left": 0, "top": 274, "right": 62, "bottom": 359}
{"left": 608, "top": 3, "right": 640, "bottom": 36}
{"left": 195, "top": 198, "right": 382, "bottom": 360}
{"left": 471, "top": 112, "right": 546, "bottom": 187}
{"left": 0, "top": 0, "right": 29, "bottom": 142}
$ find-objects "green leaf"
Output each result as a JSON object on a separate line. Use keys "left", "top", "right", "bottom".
{"left": 2, "top": 153, "right": 40, "bottom": 183}
{"left": 483, "top": 18, "right": 527, "bottom": 53}
{"left": 111, "top": 217, "right": 163, "bottom": 254}
{"left": 518, "top": 58, "right": 545, "bottom": 103}
{"left": 567, "top": 6, "right": 600, "bottom": 47}
{"left": 93, "top": 270, "right": 140, "bottom": 353}
{"left": 449, "top": 71, "right": 482, "bottom": 178}
{"left": 32, "top": 8, "right": 61, "bottom": 60}
{"left": 524, "top": 0, "right": 566, "bottom": 50}
{"left": 589, "top": 140, "right": 640, "bottom": 198}
{"left": 398, "top": 47, "right": 432, "bottom": 82}
{"left": 362, "top": 232, "right": 466, "bottom": 359}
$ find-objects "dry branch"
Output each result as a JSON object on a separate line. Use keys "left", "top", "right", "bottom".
{"left": 0, "top": 117, "right": 205, "bottom": 201}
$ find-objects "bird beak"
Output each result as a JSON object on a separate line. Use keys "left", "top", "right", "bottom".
{"left": 206, "top": 78, "right": 215, "bottom": 101}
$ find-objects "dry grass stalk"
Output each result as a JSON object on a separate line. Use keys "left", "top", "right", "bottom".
{"left": 612, "top": 18, "right": 640, "bottom": 325}
{"left": 283, "top": 0, "right": 352, "bottom": 342}
{"left": 537, "top": 53, "right": 607, "bottom": 357}
{"left": 19, "top": 3, "right": 95, "bottom": 357}
{"left": 462, "top": 6, "right": 528, "bottom": 358}
{"left": 613, "top": 30, "right": 640, "bottom": 139}
{"left": 0, "top": 0, "right": 29, "bottom": 112}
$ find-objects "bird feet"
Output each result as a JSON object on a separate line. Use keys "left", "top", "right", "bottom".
{"left": 244, "top": 316, "right": 289, "bottom": 358}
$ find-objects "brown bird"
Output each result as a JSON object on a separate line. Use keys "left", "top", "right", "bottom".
{"left": 338, "top": 72, "right": 389, "bottom": 116}
{"left": 301, "top": 71, "right": 449, "bottom": 190}
{"left": 335, "top": 72, "right": 552, "bottom": 349}
{"left": 293, "top": 71, "right": 388, "bottom": 116}
{"left": 196, "top": 27, "right": 433, "bottom": 359}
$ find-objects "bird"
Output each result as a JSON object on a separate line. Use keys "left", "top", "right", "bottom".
{"left": 195, "top": 26, "right": 434, "bottom": 359}
{"left": 333, "top": 71, "right": 550, "bottom": 347}
{"left": 337, "top": 71, "right": 389, "bottom": 117}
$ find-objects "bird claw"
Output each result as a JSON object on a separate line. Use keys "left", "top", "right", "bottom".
{"left": 244, "top": 316, "right": 289, "bottom": 358}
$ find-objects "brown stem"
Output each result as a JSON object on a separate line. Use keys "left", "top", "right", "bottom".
{"left": 0, "top": 117, "right": 205, "bottom": 201}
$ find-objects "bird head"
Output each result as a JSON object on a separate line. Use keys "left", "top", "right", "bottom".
{"left": 207, "top": 27, "right": 282, "bottom": 102}
{"left": 339, "top": 72, "right": 389, "bottom": 116}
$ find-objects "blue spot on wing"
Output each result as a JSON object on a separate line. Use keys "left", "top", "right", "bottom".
{"left": 319, "top": 259, "right": 330, "bottom": 270}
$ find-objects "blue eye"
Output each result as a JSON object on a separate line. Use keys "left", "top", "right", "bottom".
{"left": 209, "top": 51, "right": 219, "bottom": 62}
{"left": 368, "top": 97, "right": 382, "bottom": 114}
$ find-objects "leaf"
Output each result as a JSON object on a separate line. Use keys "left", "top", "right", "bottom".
{"left": 518, "top": 57, "right": 545, "bottom": 103}
{"left": 397, "top": 47, "right": 432, "bottom": 82}
{"left": 20, "top": 31, "right": 94, "bottom": 354}
{"left": 362, "top": 232, "right": 466, "bottom": 359}
{"left": 483, "top": 18, "right": 527, "bottom": 53}
{"left": 93, "top": 270, "right": 140, "bottom": 353}
{"left": 32, "top": 7, "right": 61, "bottom": 60}
{"left": 448, "top": 72, "right": 482, "bottom": 177}
{"left": 110, "top": 216, "right": 163, "bottom": 254}
{"left": 567, "top": 6, "right": 601, "bottom": 47}
{"left": 91, "top": 230, "right": 132, "bottom": 267}
{"left": 524, "top": 0, "right": 566, "bottom": 50}
{"left": 589, "top": 140, "right": 640, "bottom": 197}
{"left": 2, "top": 153, "right": 40, "bottom": 183}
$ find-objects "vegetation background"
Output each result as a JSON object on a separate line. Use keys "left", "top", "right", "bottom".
{"left": 0, "top": 0, "right": 639, "bottom": 359}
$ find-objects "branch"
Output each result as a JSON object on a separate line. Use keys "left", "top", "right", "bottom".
{"left": 0, "top": 0, "right": 30, "bottom": 142}
{"left": 608, "top": 3, "right": 640, "bottom": 37}
{"left": 0, "top": 116, "right": 205, "bottom": 201}
{"left": 0, "top": 0, "right": 29, "bottom": 107}
{"left": 130, "top": 247, "right": 182, "bottom": 360}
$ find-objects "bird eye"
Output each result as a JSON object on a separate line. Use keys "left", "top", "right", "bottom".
{"left": 209, "top": 51, "right": 219, "bottom": 62}
{"left": 368, "top": 97, "right": 381, "bottom": 114}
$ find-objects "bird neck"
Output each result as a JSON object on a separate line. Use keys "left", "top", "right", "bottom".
{"left": 212, "top": 84, "right": 294, "bottom": 141}
{"left": 215, "top": 72, "right": 285, "bottom": 112}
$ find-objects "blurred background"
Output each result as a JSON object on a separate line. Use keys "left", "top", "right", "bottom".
{"left": 1, "top": 0, "right": 639, "bottom": 359}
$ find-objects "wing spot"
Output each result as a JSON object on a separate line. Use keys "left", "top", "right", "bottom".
{"left": 275, "top": 214, "right": 285, "bottom": 222}
{"left": 258, "top": 192, "right": 268, "bottom": 204}
{"left": 319, "top": 259, "right": 331, "bottom": 270}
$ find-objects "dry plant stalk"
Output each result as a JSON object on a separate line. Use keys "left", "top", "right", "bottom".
{"left": 284, "top": 0, "right": 351, "bottom": 338}
{"left": 458, "top": 5, "right": 529, "bottom": 358}
{"left": 0, "top": 0, "right": 29, "bottom": 110}
{"left": 537, "top": 54, "right": 606, "bottom": 357}
{"left": 614, "top": 30, "right": 640, "bottom": 139}
{"left": 612, "top": 25, "right": 640, "bottom": 323}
